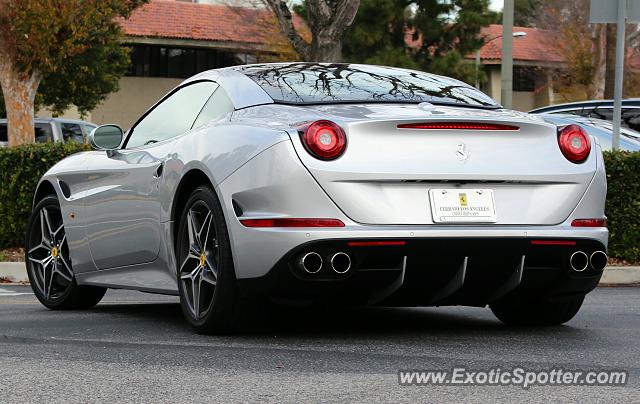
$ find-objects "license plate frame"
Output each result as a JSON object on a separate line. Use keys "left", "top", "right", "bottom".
{"left": 429, "top": 188, "right": 497, "bottom": 223}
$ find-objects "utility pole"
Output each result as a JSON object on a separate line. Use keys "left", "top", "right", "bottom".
{"left": 501, "top": 0, "right": 514, "bottom": 109}
{"left": 612, "top": 0, "right": 627, "bottom": 150}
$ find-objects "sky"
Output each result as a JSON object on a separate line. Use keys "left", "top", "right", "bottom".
{"left": 490, "top": 0, "right": 504, "bottom": 12}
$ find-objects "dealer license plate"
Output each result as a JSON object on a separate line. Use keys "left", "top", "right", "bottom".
{"left": 429, "top": 188, "right": 497, "bottom": 223}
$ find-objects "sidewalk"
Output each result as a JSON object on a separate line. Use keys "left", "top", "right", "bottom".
{"left": 1, "top": 261, "right": 639, "bottom": 285}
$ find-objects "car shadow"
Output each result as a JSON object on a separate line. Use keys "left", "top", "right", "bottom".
{"left": 90, "top": 300, "right": 585, "bottom": 340}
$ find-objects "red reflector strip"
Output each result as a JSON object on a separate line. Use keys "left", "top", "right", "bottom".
{"left": 347, "top": 241, "right": 407, "bottom": 247}
{"left": 397, "top": 122, "right": 520, "bottom": 131}
{"left": 571, "top": 219, "right": 607, "bottom": 227}
{"left": 240, "top": 218, "right": 345, "bottom": 228}
{"left": 531, "top": 240, "right": 577, "bottom": 246}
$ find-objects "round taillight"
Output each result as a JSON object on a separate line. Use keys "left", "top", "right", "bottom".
{"left": 301, "top": 120, "right": 346, "bottom": 160}
{"left": 558, "top": 124, "right": 591, "bottom": 163}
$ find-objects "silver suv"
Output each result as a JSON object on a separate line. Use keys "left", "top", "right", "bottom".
{"left": 0, "top": 117, "right": 97, "bottom": 147}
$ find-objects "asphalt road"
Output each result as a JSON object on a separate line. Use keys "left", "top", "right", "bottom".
{"left": 0, "top": 285, "right": 638, "bottom": 403}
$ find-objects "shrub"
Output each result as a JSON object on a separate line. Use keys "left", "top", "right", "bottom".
{"left": 0, "top": 144, "right": 638, "bottom": 264}
{"left": 0, "top": 142, "right": 89, "bottom": 247}
{"left": 604, "top": 150, "right": 640, "bottom": 263}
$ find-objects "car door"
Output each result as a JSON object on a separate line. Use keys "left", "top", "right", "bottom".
{"left": 84, "top": 80, "right": 219, "bottom": 270}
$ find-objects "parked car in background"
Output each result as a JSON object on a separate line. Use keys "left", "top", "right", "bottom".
{"left": 538, "top": 114, "right": 640, "bottom": 152}
{"left": 0, "top": 118, "right": 97, "bottom": 147}
{"left": 529, "top": 99, "right": 640, "bottom": 132}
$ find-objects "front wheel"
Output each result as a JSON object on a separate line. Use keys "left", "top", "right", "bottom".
{"left": 26, "top": 195, "right": 106, "bottom": 309}
{"left": 176, "top": 185, "right": 239, "bottom": 334}
{"left": 490, "top": 294, "right": 585, "bottom": 326}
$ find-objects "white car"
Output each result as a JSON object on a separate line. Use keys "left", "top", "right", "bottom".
{"left": 26, "top": 63, "right": 608, "bottom": 333}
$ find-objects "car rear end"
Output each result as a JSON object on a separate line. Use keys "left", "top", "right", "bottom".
{"left": 221, "top": 64, "right": 607, "bottom": 317}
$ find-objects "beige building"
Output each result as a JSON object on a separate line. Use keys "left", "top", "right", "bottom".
{"left": 471, "top": 24, "right": 564, "bottom": 112}
{"left": 41, "top": 0, "right": 286, "bottom": 129}
{"left": 40, "top": 7, "right": 570, "bottom": 125}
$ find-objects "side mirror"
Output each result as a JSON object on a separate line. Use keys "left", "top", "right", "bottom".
{"left": 89, "top": 125, "right": 124, "bottom": 151}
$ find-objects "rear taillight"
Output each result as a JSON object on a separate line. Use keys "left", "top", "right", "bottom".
{"left": 571, "top": 218, "right": 607, "bottom": 227}
{"left": 301, "top": 120, "right": 346, "bottom": 160}
{"left": 558, "top": 124, "right": 591, "bottom": 163}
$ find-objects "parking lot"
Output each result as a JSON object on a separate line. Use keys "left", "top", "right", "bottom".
{"left": 0, "top": 285, "right": 638, "bottom": 402}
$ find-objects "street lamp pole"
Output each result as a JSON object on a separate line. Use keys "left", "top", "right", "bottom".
{"left": 475, "top": 31, "right": 526, "bottom": 91}
{"left": 501, "top": 0, "right": 515, "bottom": 109}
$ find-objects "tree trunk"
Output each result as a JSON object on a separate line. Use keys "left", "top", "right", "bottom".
{"left": 604, "top": 23, "right": 617, "bottom": 99}
{"left": 265, "top": 0, "right": 359, "bottom": 63}
{"left": 592, "top": 25, "right": 606, "bottom": 99}
{"left": 0, "top": 59, "right": 41, "bottom": 147}
{"left": 309, "top": 32, "right": 343, "bottom": 62}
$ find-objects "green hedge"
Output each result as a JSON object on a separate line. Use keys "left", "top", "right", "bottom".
{"left": 604, "top": 150, "right": 640, "bottom": 263}
{"left": 0, "top": 144, "right": 638, "bottom": 263}
{"left": 0, "top": 142, "right": 89, "bottom": 247}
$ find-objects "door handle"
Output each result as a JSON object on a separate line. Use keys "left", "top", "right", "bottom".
{"left": 153, "top": 163, "right": 164, "bottom": 178}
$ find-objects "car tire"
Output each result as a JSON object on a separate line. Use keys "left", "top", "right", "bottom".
{"left": 176, "top": 185, "right": 239, "bottom": 334}
{"left": 490, "top": 294, "right": 585, "bottom": 326}
{"left": 25, "top": 195, "right": 106, "bottom": 310}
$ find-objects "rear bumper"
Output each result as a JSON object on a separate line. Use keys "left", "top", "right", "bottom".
{"left": 237, "top": 236, "right": 606, "bottom": 307}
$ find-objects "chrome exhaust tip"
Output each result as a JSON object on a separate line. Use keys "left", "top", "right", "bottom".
{"left": 569, "top": 251, "right": 589, "bottom": 272}
{"left": 299, "top": 252, "right": 323, "bottom": 274}
{"left": 590, "top": 250, "right": 608, "bottom": 271}
{"left": 330, "top": 252, "right": 351, "bottom": 274}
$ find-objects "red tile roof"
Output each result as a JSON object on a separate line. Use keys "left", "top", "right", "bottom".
{"left": 476, "top": 24, "right": 564, "bottom": 64}
{"left": 119, "top": 0, "right": 302, "bottom": 49}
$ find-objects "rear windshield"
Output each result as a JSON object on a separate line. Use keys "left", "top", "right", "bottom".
{"left": 237, "top": 63, "right": 499, "bottom": 108}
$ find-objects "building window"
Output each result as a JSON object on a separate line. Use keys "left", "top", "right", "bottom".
{"left": 513, "top": 66, "right": 537, "bottom": 92}
{"left": 127, "top": 45, "right": 254, "bottom": 79}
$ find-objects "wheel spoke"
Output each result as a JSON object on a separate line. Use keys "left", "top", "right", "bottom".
{"left": 39, "top": 210, "right": 52, "bottom": 246}
{"left": 179, "top": 253, "right": 199, "bottom": 276}
{"left": 57, "top": 256, "right": 74, "bottom": 282}
{"left": 43, "top": 208, "right": 56, "bottom": 238}
{"left": 44, "top": 261, "right": 55, "bottom": 299}
{"left": 28, "top": 242, "right": 49, "bottom": 255}
{"left": 52, "top": 223, "right": 64, "bottom": 239}
{"left": 201, "top": 267, "right": 217, "bottom": 286}
{"left": 191, "top": 270, "right": 202, "bottom": 318}
{"left": 187, "top": 210, "right": 200, "bottom": 248}
{"left": 200, "top": 211, "right": 213, "bottom": 247}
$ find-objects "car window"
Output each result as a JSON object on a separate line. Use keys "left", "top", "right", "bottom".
{"left": 126, "top": 81, "right": 218, "bottom": 149}
{"left": 191, "top": 87, "right": 234, "bottom": 129}
{"left": 0, "top": 123, "right": 7, "bottom": 142}
{"left": 556, "top": 109, "right": 588, "bottom": 117}
{"left": 588, "top": 108, "right": 613, "bottom": 121}
{"left": 82, "top": 124, "right": 97, "bottom": 137}
{"left": 237, "top": 63, "right": 499, "bottom": 108}
{"left": 61, "top": 123, "right": 85, "bottom": 143}
{"left": 621, "top": 109, "right": 640, "bottom": 131}
{"left": 34, "top": 123, "right": 54, "bottom": 143}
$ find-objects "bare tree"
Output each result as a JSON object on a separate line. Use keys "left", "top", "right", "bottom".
{"left": 264, "top": 0, "right": 360, "bottom": 62}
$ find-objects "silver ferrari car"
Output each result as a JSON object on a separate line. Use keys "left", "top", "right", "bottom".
{"left": 26, "top": 63, "right": 608, "bottom": 333}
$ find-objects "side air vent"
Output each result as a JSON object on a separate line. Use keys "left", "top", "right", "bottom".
{"left": 58, "top": 180, "right": 71, "bottom": 199}
{"left": 232, "top": 199, "right": 244, "bottom": 217}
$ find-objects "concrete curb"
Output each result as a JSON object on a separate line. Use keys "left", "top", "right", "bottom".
{"left": 0, "top": 262, "right": 27, "bottom": 283}
{"left": 1, "top": 261, "right": 640, "bottom": 285}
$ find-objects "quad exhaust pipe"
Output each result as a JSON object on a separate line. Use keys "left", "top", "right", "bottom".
{"left": 589, "top": 250, "right": 608, "bottom": 271}
{"left": 569, "top": 251, "right": 589, "bottom": 272}
{"left": 330, "top": 252, "right": 351, "bottom": 274}
{"left": 569, "top": 250, "right": 608, "bottom": 272}
{"left": 298, "top": 251, "right": 352, "bottom": 274}
{"left": 299, "top": 252, "right": 323, "bottom": 274}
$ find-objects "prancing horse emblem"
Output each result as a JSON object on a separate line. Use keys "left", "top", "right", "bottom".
{"left": 456, "top": 142, "right": 469, "bottom": 161}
